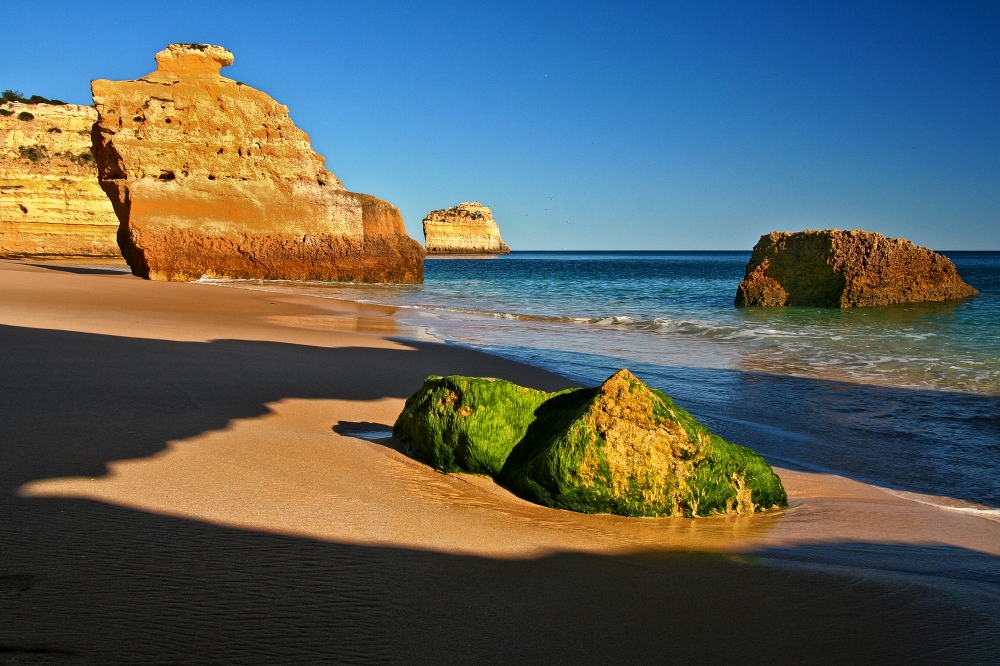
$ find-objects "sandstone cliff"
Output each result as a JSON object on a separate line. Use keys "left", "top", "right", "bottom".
{"left": 423, "top": 202, "right": 510, "bottom": 254}
{"left": 735, "top": 229, "right": 978, "bottom": 307}
{"left": 0, "top": 101, "right": 119, "bottom": 257}
{"left": 91, "top": 43, "right": 423, "bottom": 282}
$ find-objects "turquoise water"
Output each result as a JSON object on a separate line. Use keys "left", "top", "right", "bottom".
{"left": 207, "top": 251, "right": 1000, "bottom": 509}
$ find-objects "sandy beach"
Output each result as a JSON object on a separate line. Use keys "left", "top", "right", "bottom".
{"left": 1, "top": 258, "right": 998, "bottom": 663}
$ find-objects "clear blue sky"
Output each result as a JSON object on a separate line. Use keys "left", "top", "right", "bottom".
{"left": 3, "top": 1, "right": 997, "bottom": 250}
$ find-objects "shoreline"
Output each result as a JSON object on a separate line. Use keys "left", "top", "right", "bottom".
{"left": 2, "top": 258, "right": 998, "bottom": 661}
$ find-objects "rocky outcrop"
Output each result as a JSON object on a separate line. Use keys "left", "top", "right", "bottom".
{"left": 422, "top": 202, "right": 510, "bottom": 254}
{"left": 735, "top": 230, "right": 979, "bottom": 307}
{"left": 91, "top": 44, "right": 423, "bottom": 282}
{"left": 393, "top": 370, "right": 787, "bottom": 517}
{"left": 0, "top": 101, "right": 119, "bottom": 257}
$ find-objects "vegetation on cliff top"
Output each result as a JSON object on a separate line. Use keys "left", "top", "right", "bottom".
{"left": 393, "top": 370, "right": 787, "bottom": 517}
{"left": 2, "top": 90, "right": 66, "bottom": 106}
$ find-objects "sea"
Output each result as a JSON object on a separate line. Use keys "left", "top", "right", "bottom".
{"left": 202, "top": 251, "right": 1000, "bottom": 515}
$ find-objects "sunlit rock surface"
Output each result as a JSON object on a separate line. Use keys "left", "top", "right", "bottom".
{"left": 0, "top": 101, "right": 119, "bottom": 257}
{"left": 394, "top": 370, "right": 787, "bottom": 517}
{"left": 735, "top": 229, "right": 978, "bottom": 307}
{"left": 91, "top": 44, "right": 423, "bottom": 282}
{"left": 423, "top": 202, "right": 510, "bottom": 254}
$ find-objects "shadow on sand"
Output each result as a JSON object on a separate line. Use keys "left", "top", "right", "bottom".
{"left": 1, "top": 324, "right": 998, "bottom": 662}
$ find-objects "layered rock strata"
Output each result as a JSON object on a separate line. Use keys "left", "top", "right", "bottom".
{"left": 735, "top": 229, "right": 978, "bottom": 307}
{"left": 0, "top": 101, "right": 119, "bottom": 257}
{"left": 91, "top": 43, "right": 423, "bottom": 282}
{"left": 394, "top": 370, "right": 787, "bottom": 517}
{"left": 423, "top": 202, "right": 510, "bottom": 254}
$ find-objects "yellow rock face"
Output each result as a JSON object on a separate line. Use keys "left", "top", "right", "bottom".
{"left": 91, "top": 44, "right": 423, "bottom": 282}
{"left": 423, "top": 202, "right": 510, "bottom": 254}
{"left": 0, "top": 102, "right": 119, "bottom": 257}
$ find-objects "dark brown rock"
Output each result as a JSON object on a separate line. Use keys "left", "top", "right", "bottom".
{"left": 735, "top": 230, "right": 978, "bottom": 307}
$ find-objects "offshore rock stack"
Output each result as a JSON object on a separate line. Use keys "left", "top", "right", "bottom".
{"left": 735, "top": 229, "right": 978, "bottom": 307}
{"left": 91, "top": 44, "right": 424, "bottom": 282}
{"left": 422, "top": 202, "right": 510, "bottom": 254}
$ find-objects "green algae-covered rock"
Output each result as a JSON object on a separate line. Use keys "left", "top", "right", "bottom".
{"left": 393, "top": 370, "right": 787, "bottom": 517}
{"left": 392, "top": 375, "right": 558, "bottom": 476}
{"left": 499, "top": 370, "right": 787, "bottom": 517}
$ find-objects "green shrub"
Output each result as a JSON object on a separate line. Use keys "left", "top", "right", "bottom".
{"left": 47, "top": 127, "right": 62, "bottom": 133}
{"left": 17, "top": 111, "right": 34, "bottom": 121}
{"left": 0, "top": 109, "right": 12, "bottom": 117}
{"left": 18, "top": 145, "right": 48, "bottom": 162}
{"left": 1, "top": 90, "right": 65, "bottom": 105}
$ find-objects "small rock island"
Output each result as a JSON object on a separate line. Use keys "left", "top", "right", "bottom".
{"left": 393, "top": 369, "right": 787, "bottom": 517}
{"left": 0, "top": 94, "right": 119, "bottom": 257}
{"left": 735, "top": 229, "right": 978, "bottom": 307}
{"left": 91, "top": 44, "right": 424, "bottom": 282}
{"left": 422, "top": 202, "right": 510, "bottom": 254}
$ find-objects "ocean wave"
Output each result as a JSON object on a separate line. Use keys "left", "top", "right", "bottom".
{"left": 879, "top": 488, "right": 1000, "bottom": 523}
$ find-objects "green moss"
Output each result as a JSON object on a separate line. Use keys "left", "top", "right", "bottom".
{"left": 394, "top": 371, "right": 788, "bottom": 518}
{"left": 393, "top": 376, "right": 559, "bottom": 476}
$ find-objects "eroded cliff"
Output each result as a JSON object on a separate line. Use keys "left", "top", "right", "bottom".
{"left": 423, "top": 202, "right": 510, "bottom": 254}
{"left": 0, "top": 101, "right": 119, "bottom": 257}
{"left": 91, "top": 43, "right": 423, "bottom": 282}
{"left": 735, "top": 229, "right": 978, "bottom": 307}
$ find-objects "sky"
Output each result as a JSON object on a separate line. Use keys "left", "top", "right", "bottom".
{"left": 2, "top": 1, "right": 997, "bottom": 250}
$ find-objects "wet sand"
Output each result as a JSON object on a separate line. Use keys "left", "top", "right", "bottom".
{"left": 1, "top": 259, "right": 998, "bottom": 663}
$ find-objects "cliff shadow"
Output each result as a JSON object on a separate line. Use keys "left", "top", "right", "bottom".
{"left": 0, "top": 323, "right": 569, "bottom": 493}
{"left": 3, "top": 497, "right": 999, "bottom": 663}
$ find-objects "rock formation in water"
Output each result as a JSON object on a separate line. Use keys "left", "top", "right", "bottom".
{"left": 0, "top": 100, "right": 119, "bottom": 257}
{"left": 422, "top": 202, "right": 510, "bottom": 254}
{"left": 735, "top": 230, "right": 979, "bottom": 307}
{"left": 393, "top": 370, "right": 787, "bottom": 517}
{"left": 91, "top": 43, "right": 423, "bottom": 282}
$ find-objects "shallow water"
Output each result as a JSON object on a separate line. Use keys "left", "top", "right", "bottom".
{"left": 201, "top": 251, "right": 1000, "bottom": 508}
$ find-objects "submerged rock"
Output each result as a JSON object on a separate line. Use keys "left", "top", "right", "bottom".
{"left": 0, "top": 101, "right": 119, "bottom": 257}
{"left": 735, "top": 229, "right": 978, "bottom": 307}
{"left": 393, "top": 370, "right": 787, "bottom": 517}
{"left": 91, "top": 44, "right": 424, "bottom": 282}
{"left": 423, "top": 202, "right": 510, "bottom": 254}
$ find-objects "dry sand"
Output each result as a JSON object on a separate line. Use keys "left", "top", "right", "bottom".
{"left": 1, "top": 259, "right": 998, "bottom": 663}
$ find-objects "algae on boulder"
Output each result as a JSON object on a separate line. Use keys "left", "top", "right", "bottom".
{"left": 393, "top": 375, "right": 556, "bottom": 476}
{"left": 393, "top": 370, "right": 787, "bottom": 517}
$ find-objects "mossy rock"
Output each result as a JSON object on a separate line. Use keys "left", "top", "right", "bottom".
{"left": 394, "top": 370, "right": 787, "bottom": 518}
{"left": 499, "top": 370, "right": 787, "bottom": 517}
{"left": 393, "top": 375, "right": 559, "bottom": 476}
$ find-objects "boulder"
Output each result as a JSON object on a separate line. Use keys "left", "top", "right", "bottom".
{"left": 392, "top": 375, "right": 555, "bottom": 476}
{"left": 394, "top": 370, "right": 787, "bottom": 517}
{"left": 423, "top": 202, "right": 510, "bottom": 254}
{"left": 0, "top": 101, "right": 119, "bottom": 257}
{"left": 735, "top": 229, "right": 978, "bottom": 307}
{"left": 91, "top": 44, "right": 424, "bottom": 282}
